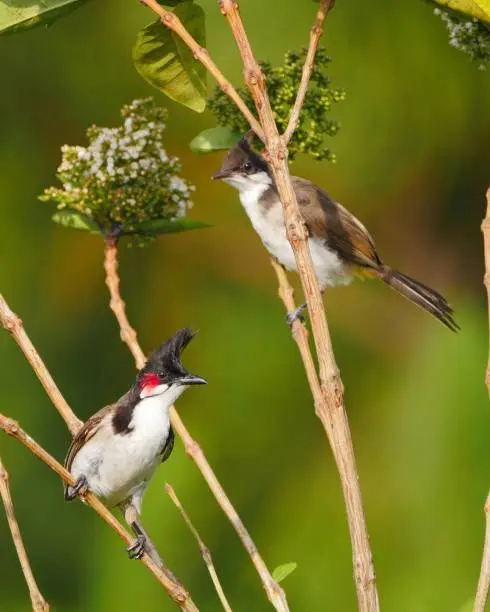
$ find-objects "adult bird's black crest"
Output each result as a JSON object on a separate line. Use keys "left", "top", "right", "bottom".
{"left": 141, "top": 328, "right": 197, "bottom": 381}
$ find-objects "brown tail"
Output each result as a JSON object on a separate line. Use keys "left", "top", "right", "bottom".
{"left": 379, "top": 268, "right": 459, "bottom": 332}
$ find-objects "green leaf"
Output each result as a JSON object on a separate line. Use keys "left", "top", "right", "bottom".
{"left": 190, "top": 127, "right": 241, "bottom": 154}
{"left": 434, "top": 0, "right": 490, "bottom": 24}
{"left": 157, "top": 0, "right": 185, "bottom": 5}
{"left": 52, "top": 210, "right": 100, "bottom": 234}
{"left": 131, "top": 217, "right": 211, "bottom": 235}
{"left": 133, "top": 3, "right": 207, "bottom": 113}
{"left": 0, "top": 0, "right": 91, "bottom": 36}
{"left": 272, "top": 563, "right": 297, "bottom": 583}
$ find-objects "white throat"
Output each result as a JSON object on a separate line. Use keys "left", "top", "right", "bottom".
{"left": 223, "top": 171, "right": 272, "bottom": 197}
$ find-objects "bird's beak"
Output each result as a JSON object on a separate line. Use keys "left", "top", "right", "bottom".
{"left": 178, "top": 374, "right": 207, "bottom": 386}
{"left": 212, "top": 169, "right": 230, "bottom": 180}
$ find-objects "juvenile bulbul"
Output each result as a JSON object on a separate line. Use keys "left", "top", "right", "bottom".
{"left": 64, "top": 328, "right": 206, "bottom": 559}
{"left": 213, "top": 134, "right": 458, "bottom": 331}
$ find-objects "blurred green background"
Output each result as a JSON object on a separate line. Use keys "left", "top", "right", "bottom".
{"left": 1, "top": 1, "right": 490, "bottom": 610}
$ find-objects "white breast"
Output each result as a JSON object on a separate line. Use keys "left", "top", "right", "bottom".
{"left": 239, "top": 188, "right": 352, "bottom": 290}
{"left": 71, "top": 395, "right": 171, "bottom": 508}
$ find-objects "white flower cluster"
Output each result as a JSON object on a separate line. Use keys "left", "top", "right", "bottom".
{"left": 41, "top": 98, "right": 195, "bottom": 238}
{"left": 434, "top": 8, "right": 490, "bottom": 69}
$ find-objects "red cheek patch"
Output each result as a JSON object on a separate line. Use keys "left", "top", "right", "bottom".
{"left": 141, "top": 372, "right": 160, "bottom": 390}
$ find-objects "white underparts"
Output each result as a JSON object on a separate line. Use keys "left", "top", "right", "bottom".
{"left": 70, "top": 387, "right": 185, "bottom": 510}
{"left": 227, "top": 174, "right": 352, "bottom": 290}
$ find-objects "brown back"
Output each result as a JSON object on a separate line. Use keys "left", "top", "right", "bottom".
{"left": 293, "top": 176, "right": 383, "bottom": 270}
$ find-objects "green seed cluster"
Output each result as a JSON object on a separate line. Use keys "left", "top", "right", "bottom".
{"left": 40, "top": 98, "right": 195, "bottom": 240}
{"left": 434, "top": 8, "right": 490, "bottom": 68}
{"left": 208, "top": 47, "right": 346, "bottom": 161}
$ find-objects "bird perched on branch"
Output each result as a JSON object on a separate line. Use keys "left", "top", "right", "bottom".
{"left": 212, "top": 133, "right": 458, "bottom": 331}
{"left": 64, "top": 328, "right": 206, "bottom": 560}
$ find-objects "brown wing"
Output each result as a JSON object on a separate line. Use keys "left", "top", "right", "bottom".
{"left": 292, "top": 176, "right": 383, "bottom": 271}
{"left": 64, "top": 404, "right": 113, "bottom": 473}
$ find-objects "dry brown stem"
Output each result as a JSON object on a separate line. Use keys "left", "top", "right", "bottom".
{"left": 0, "top": 454, "right": 50, "bottom": 612}
{"left": 218, "top": 2, "right": 378, "bottom": 609}
{"left": 138, "top": 0, "right": 264, "bottom": 141}
{"left": 283, "top": 0, "right": 335, "bottom": 144}
{"left": 165, "top": 484, "right": 233, "bottom": 612}
{"left": 0, "top": 414, "right": 198, "bottom": 612}
{"left": 0, "top": 293, "right": 82, "bottom": 436}
{"left": 474, "top": 492, "right": 490, "bottom": 612}
{"left": 104, "top": 238, "right": 146, "bottom": 369}
{"left": 474, "top": 188, "right": 490, "bottom": 612}
{"left": 103, "top": 238, "right": 284, "bottom": 611}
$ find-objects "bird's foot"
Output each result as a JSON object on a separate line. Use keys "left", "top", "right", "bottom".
{"left": 286, "top": 303, "right": 307, "bottom": 326}
{"left": 127, "top": 534, "right": 146, "bottom": 560}
{"left": 65, "top": 475, "right": 88, "bottom": 501}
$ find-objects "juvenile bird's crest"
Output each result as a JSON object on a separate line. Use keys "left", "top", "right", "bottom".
{"left": 213, "top": 131, "right": 270, "bottom": 179}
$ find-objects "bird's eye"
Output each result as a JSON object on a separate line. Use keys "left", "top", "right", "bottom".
{"left": 242, "top": 161, "right": 252, "bottom": 172}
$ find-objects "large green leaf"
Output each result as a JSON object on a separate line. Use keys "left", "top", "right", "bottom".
{"left": 0, "top": 0, "right": 91, "bottom": 36}
{"left": 131, "top": 217, "right": 211, "bottom": 235}
{"left": 272, "top": 563, "right": 297, "bottom": 583}
{"left": 52, "top": 209, "right": 100, "bottom": 233}
{"left": 133, "top": 2, "right": 207, "bottom": 113}
{"left": 190, "top": 127, "right": 241, "bottom": 154}
{"left": 434, "top": 0, "right": 490, "bottom": 24}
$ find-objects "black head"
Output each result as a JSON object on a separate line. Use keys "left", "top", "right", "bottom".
{"left": 212, "top": 131, "right": 271, "bottom": 182}
{"left": 137, "top": 328, "right": 206, "bottom": 397}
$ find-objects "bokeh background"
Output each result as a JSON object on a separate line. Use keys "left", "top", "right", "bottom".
{"left": 1, "top": 1, "right": 490, "bottom": 610}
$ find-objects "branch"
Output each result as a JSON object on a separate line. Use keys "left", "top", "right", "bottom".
{"left": 138, "top": 0, "right": 264, "bottom": 142}
{"left": 103, "top": 238, "right": 285, "bottom": 611}
{"left": 165, "top": 484, "right": 233, "bottom": 612}
{"left": 474, "top": 187, "right": 490, "bottom": 612}
{"left": 283, "top": 0, "right": 334, "bottom": 144}
{"left": 0, "top": 455, "right": 50, "bottom": 612}
{"left": 219, "top": 3, "right": 379, "bottom": 610}
{"left": 474, "top": 492, "right": 490, "bottom": 612}
{"left": 104, "top": 238, "right": 146, "bottom": 369}
{"left": 0, "top": 414, "right": 198, "bottom": 612}
{"left": 0, "top": 294, "right": 82, "bottom": 436}
{"left": 482, "top": 188, "right": 490, "bottom": 396}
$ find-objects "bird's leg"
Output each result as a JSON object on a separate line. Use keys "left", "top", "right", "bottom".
{"left": 122, "top": 502, "right": 165, "bottom": 568}
{"left": 65, "top": 475, "right": 88, "bottom": 501}
{"left": 123, "top": 503, "right": 147, "bottom": 560}
{"left": 286, "top": 302, "right": 307, "bottom": 326}
{"left": 127, "top": 522, "right": 146, "bottom": 560}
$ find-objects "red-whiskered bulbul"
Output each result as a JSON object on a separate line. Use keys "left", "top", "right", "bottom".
{"left": 212, "top": 133, "right": 458, "bottom": 331}
{"left": 64, "top": 328, "right": 206, "bottom": 559}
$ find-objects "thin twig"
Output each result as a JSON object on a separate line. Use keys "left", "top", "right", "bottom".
{"left": 474, "top": 187, "right": 490, "bottom": 612}
{"left": 482, "top": 188, "right": 490, "bottom": 397}
{"left": 0, "top": 455, "right": 50, "bottom": 612}
{"left": 104, "top": 238, "right": 146, "bottom": 369}
{"left": 165, "top": 484, "right": 233, "bottom": 612}
{"left": 0, "top": 414, "right": 198, "bottom": 612}
{"left": 0, "top": 294, "right": 82, "bottom": 436}
{"left": 103, "top": 238, "right": 283, "bottom": 611}
{"left": 283, "top": 0, "right": 334, "bottom": 144}
{"left": 474, "top": 492, "right": 490, "bottom": 612}
{"left": 219, "top": 2, "right": 379, "bottom": 609}
{"left": 138, "top": 0, "right": 264, "bottom": 141}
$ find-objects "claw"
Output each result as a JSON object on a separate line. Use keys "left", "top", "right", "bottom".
{"left": 65, "top": 475, "right": 88, "bottom": 501}
{"left": 127, "top": 534, "right": 146, "bottom": 560}
{"left": 286, "top": 303, "right": 307, "bottom": 326}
